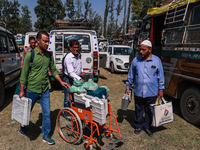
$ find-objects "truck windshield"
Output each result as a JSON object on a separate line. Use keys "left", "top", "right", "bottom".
{"left": 114, "top": 47, "right": 131, "bottom": 55}
{"left": 64, "top": 34, "right": 91, "bottom": 53}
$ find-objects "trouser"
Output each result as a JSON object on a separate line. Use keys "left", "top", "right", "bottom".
{"left": 63, "top": 76, "right": 73, "bottom": 107}
{"left": 134, "top": 96, "right": 157, "bottom": 130}
{"left": 25, "top": 88, "right": 51, "bottom": 137}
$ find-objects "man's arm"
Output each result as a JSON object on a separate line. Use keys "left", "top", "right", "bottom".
{"left": 19, "top": 52, "right": 31, "bottom": 97}
{"left": 19, "top": 83, "right": 25, "bottom": 98}
{"left": 157, "top": 59, "right": 165, "bottom": 97}
{"left": 125, "top": 60, "right": 135, "bottom": 94}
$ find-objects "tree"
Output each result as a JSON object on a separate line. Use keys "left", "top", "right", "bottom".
{"left": 122, "top": 0, "right": 127, "bottom": 38}
{"left": 116, "top": 0, "right": 123, "bottom": 27}
{"left": 107, "top": 0, "right": 115, "bottom": 39}
{"left": 7, "top": 0, "right": 21, "bottom": 34}
{"left": 0, "top": 0, "right": 11, "bottom": 28}
{"left": 115, "top": 0, "right": 123, "bottom": 39}
{"left": 34, "top": 0, "right": 66, "bottom": 32}
{"left": 75, "top": 0, "right": 83, "bottom": 19}
{"left": 103, "top": 0, "right": 109, "bottom": 38}
{"left": 130, "top": 0, "right": 163, "bottom": 27}
{"left": 20, "top": 5, "right": 32, "bottom": 34}
{"left": 126, "top": 0, "right": 132, "bottom": 33}
{"left": 65, "top": 0, "right": 75, "bottom": 20}
{"left": 89, "top": 9, "right": 103, "bottom": 37}
{"left": 130, "top": 0, "right": 142, "bottom": 27}
{"left": 84, "top": 0, "right": 92, "bottom": 19}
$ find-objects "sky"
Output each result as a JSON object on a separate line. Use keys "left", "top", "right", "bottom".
{"left": 10, "top": 0, "right": 125, "bottom": 29}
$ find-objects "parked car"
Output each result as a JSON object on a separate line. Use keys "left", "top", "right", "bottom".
{"left": 99, "top": 45, "right": 132, "bottom": 73}
{"left": 0, "top": 26, "right": 21, "bottom": 107}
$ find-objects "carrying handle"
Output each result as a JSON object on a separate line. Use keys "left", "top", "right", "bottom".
{"left": 155, "top": 97, "right": 166, "bottom": 105}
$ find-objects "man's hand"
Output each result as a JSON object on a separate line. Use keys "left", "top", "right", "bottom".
{"left": 54, "top": 75, "right": 69, "bottom": 88}
{"left": 125, "top": 89, "right": 129, "bottom": 94}
{"left": 80, "top": 78, "right": 85, "bottom": 82}
{"left": 19, "top": 83, "right": 25, "bottom": 98}
{"left": 19, "top": 90, "right": 25, "bottom": 98}
{"left": 81, "top": 72, "right": 85, "bottom": 77}
{"left": 60, "top": 81, "right": 69, "bottom": 88}
{"left": 158, "top": 90, "right": 163, "bottom": 98}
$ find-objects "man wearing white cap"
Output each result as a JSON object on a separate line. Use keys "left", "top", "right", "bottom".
{"left": 125, "top": 40, "right": 165, "bottom": 136}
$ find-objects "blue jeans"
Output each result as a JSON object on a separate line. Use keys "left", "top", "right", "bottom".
{"left": 63, "top": 76, "right": 73, "bottom": 107}
{"left": 26, "top": 89, "right": 51, "bottom": 138}
{"left": 134, "top": 96, "right": 157, "bottom": 130}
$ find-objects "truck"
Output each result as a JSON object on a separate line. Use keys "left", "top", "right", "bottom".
{"left": 137, "top": 0, "right": 200, "bottom": 124}
{"left": 48, "top": 19, "right": 99, "bottom": 83}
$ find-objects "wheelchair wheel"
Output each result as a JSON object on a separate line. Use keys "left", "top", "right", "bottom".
{"left": 57, "top": 107, "right": 83, "bottom": 144}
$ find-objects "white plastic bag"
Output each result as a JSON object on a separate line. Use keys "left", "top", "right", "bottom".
{"left": 151, "top": 97, "right": 174, "bottom": 127}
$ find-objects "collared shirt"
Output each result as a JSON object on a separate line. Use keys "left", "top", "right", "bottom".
{"left": 126, "top": 54, "right": 165, "bottom": 98}
{"left": 21, "top": 46, "right": 32, "bottom": 68}
{"left": 20, "top": 48, "right": 59, "bottom": 93}
{"left": 64, "top": 52, "right": 82, "bottom": 80}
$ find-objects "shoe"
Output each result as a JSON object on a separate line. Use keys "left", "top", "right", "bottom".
{"left": 19, "top": 126, "right": 26, "bottom": 136}
{"left": 134, "top": 128, "right": 142, "bottom": 135}
{"left": 42, "top": 135, "right": 55, "bottom": 145}
{"left": 144, "top": 129, "right": 153, "bottom": 137}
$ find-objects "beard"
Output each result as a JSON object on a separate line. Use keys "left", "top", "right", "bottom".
{"left": 141, "top": 51, "right": 151, "bottom": 59}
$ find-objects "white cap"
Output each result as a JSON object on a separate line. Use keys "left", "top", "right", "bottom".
{"left": 140, "top": 40, "right": 152, "bottom": 48}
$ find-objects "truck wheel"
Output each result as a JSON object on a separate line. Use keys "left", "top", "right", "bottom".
{"left": 110, "top": 62, "right": 115, "bottom": 73}
{"left": 0, "top": 81, "right": 5, "bottom": 107}
{"left": 180, "top": 87, "right": 200, "bottom": 124}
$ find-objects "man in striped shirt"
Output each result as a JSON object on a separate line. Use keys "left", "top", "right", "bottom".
{"left": 21, "top": 36, "right": 36, "bottom": 68}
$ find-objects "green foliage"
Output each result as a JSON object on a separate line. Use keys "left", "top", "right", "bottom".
{"left": 0, "top": 0, "right": 21, "bottom": 34}
{"left": 20, "top": 5, "right": 32, "bottom": 34}
{"left": 89, "top": 9, "right": 103, "bottom": 37}
{"left": 84, "top": 0, "right": 92, "bottom": 19}
{"left": 65, "top": 0, "right": 75, "bottom": 20}
{"left": 34, "top": 0, "right": 66, "bottom": 32}
{"left": 131, "top": 0, "right": 143, "bottom": 26}
{"left": 0, "top": 0, "right": 11, "bottom": 28}
{"left": 130, "top": 0, "right": 163, "bottom": 27}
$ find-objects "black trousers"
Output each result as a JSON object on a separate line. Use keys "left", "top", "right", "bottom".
{"left": 134, "top": 96, "right": 157, "bottom": 130}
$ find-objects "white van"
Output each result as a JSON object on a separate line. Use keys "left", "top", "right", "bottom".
{"left": 48, "top": 29, "right": 99, "bottom": 82}
{"left": 24, "top": 32, "right": 37, "bottom": 49}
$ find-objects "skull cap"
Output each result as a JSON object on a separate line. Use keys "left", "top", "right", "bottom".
{"left": 141, "top": 40, "right": 152, "bottom": 48}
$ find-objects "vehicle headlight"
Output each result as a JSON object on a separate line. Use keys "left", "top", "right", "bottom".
{"left": 115, "top": 58, "right": 123, "bottom": 64}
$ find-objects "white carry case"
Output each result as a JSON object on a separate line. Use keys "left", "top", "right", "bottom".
{"left": 11, "top": 94, "right": 32, "bottom": 127}
{"left": 121, "top": 93, "right": 131, "bottom": 111}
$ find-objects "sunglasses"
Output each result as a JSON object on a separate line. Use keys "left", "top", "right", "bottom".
{"left": 73, "top": 47, "right": 79, "bottom": 49}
